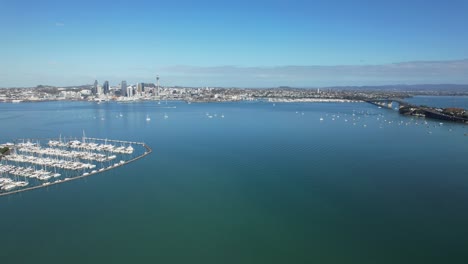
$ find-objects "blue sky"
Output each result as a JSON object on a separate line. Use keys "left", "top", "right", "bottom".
{"left": 1, "top": 0, "right": 468, "bottom": 87}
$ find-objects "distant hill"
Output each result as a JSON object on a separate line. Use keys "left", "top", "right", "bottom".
{"left": 324, "top": 84, "right": 468, "bottom": 92}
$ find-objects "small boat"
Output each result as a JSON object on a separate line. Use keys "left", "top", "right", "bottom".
{"left": 164, "top": 113, "right": 168, "bottom": 119}
{"left": 146, "top": 115, "right": 151, "bottom": 121}
{"left": 2, "top": 184, "right": 17, "bottom": 191}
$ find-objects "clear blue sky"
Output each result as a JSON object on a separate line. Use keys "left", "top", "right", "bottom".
{"left": 1, "top": 0, "right": 468, "bottom": 87}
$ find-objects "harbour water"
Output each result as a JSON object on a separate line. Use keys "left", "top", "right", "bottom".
{"left": 0, "top": 97, "right": 467, "bottom": 263}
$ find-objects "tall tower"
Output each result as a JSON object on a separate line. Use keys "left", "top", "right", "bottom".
{"left": 137, "top": 83, "right": 144, "bottom": 94}
{"left": 121, "top": 81, "right": 127, "bottom": 97}
{"left": 156, "top": 75, "right": 160, "bottom": 96}
{"left": 93, "top": 80, "right": 98, "bottom": 95}
{"left": 103, "top": 81, "right": 109, "bottom": 95}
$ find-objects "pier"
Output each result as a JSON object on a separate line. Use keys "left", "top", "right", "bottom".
{"left": 0, "top": 137, "right": 152, "bottom": 197}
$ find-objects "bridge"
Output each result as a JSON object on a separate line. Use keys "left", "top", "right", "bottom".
{"left": 365, "top": 98, "right": 468, "bottom": 124}
{"left": 365, "top": 98, "right": 411, "bottom": 110}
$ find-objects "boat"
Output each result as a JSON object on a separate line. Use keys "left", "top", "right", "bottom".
{"left": 164, "top": 113, "right": 168, "bottom": 119}
{"left": 146, "top": 115, "right": 151, "bottom": 121}
{"left": 2, "top": 184, "right": 17, "bottom": 191}
{"left": 17, "top": 181, "right": 29, "bottom": 187}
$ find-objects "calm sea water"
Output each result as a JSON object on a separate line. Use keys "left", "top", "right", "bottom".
{"left": 0, "top": 97, "right": 467, "bottom": 264}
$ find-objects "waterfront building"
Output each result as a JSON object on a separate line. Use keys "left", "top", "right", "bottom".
{"left": 121, "top": 81, "right": 127, "bottom": 97}
{"left": 127, "top": 86, "right": 133, "bottom": 97}
{"left": 156, "top": 75, "right": 160, "bottom": 96}
{"left": 97, "top": 85, "right": 103, "bottom": 95}
{"left": 137, "top": 83, "right": 144, "bottom": 94}
{"left": 103, "top": 81, "right": 109, "bottom": 95}
{"left": 92, "top": 80, "right": 98, "bottom": 95}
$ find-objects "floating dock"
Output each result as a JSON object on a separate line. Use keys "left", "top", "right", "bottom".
{"left": 0, "top": 137, "right": 152, "bottom": 197}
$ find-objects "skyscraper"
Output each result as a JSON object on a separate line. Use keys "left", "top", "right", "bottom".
{"left": 121, "top": 81, "right": 127, "bottom": 96}
{"left": 137, "top": 83, "right": 144, "bottom": 94}
{"left": 103, "top": 81, "right": 109, "bottom": 95}
{"left": 97, "top": 85, "right": 103, "bottom": 95}
{"left": 93, "top": 80, "right": 98, "bottom": 95}
{"left": 127, "top": 86, "right": 133, "bottom": 97}
{"left": 156, "top": 75, "right": 160, "bottom": 96}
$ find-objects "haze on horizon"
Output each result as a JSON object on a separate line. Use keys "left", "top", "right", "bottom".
{"left": 1, "top": 0, "right": 468, "bottom": 87}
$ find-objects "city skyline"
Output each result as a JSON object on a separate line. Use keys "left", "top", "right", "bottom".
{"left": 1, "top": 0, "right": 468, "bottom": 87}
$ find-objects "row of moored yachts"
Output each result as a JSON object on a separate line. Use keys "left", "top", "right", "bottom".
{"left": 48, "top": 140, "right": 134, "bottom": 154}
{"left": 17, "top": 145, "right": 117, "bottom": 162}
{"left": 0, "top": 177, "right": 29, "bottom": 191}
{"left": 2, "top": 154, "right": 97, "bottom": 170}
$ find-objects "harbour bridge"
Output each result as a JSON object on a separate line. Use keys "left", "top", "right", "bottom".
{"left": 365, "top": 98, "right": 411, "bottom": 110}
{"left": 365, "top": 98, "right": 468, "bottom": 124}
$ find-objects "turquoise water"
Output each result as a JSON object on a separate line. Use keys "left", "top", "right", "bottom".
{"left": 0, "top": 98, "right": 467, "bottom": 263}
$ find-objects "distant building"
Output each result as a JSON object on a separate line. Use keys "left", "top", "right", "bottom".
{"left": 156, "top": 75, "right": 160, "bottom": 96}
{"left": 121, "top": 81, "right": 127, "bottom": 96}
{"left": 80, "top": 89, "right": 92, "bottom": 96}
{"left": 127, "top": 86, "right": 133, "bottom": 97}
{"left": 137, "top": 83, "right": 144, "bottom": 93}
{"left": 92, "top": 80, "right": 98, "bottom": 95}
{"left": 97, "top": 85, "right": 103, "bottom": 95}
{"left": 103, "top": 81, "right": 109, "bottom": 95}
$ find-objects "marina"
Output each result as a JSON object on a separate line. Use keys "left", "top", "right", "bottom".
{"left": 0, "top": 136, "right": 152, "bottom": 196}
